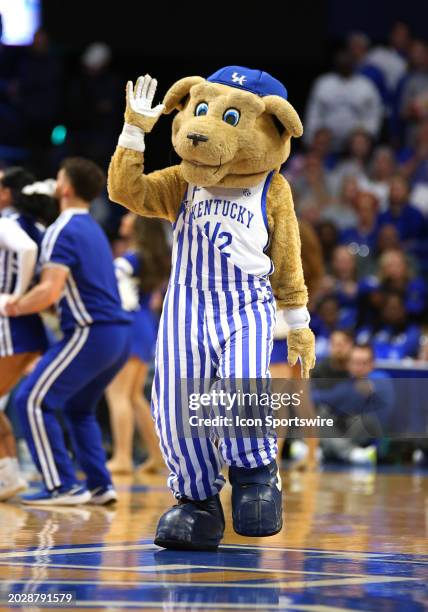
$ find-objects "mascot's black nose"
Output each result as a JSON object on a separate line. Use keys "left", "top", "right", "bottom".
{"left": 187, "top": 132, "right": 209, "bottom": 146}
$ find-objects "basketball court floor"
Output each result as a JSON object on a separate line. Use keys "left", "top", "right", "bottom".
{"left": 0, "top": 467, "right": 427, "bottom": 611}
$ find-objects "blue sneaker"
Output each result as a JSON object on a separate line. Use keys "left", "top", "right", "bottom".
{"left": 90, "top": 485, "right": 118, "bottom": 505}
{"left": 229, "top": 460, "right": 283, "bottom": 536}
{"left": 21, "top": 484, "right": 91, "bottom": 506}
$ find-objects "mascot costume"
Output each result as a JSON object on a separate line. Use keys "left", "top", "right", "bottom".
{"left": 108, "top": 66, "right": 316, "bottom": 550}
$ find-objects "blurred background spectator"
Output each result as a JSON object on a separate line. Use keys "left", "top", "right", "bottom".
{"left": 304, "top": 50, "right": 383, "bottom": 151}
{"left": 66, "top": 42, "right": 121, "bottom": 169}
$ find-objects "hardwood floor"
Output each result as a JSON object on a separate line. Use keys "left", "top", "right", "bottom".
{"left": 0, "top": 467, "right": 426, "bottom": 610}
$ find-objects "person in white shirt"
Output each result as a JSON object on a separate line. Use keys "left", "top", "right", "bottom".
{"left": 304, "top": 50, "right": 383, "bottom": 152}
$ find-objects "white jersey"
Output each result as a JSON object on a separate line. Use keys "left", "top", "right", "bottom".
{"left": 183, "top": 172, "right": 274, "bottom": 279}
{"left": 0, "top": 213, "right": 38, "bottom": 298}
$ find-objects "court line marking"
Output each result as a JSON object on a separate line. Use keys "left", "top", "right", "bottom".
{"left": 0, "top": 542, "right": 426, "bottom": 562}
{"left": 0, "top": 576, "right": 420, "bottom": 589}
{"left": 220, "top": 544, "right": 428, "bottom": 558}
{"left": 0, "top": 561, "right": 417, "bottom": 579}
{"left": 305, "top": 554, "right": 428, "bottom": 565}
{"left": 0, "top": 544, "right": 155, "bottom": 559}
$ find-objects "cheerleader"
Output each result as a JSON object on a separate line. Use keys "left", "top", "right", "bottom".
{"left": 0, "top": 167, "right": 57, "bottom": 500}
{"left": 107, "top": 214, "right": 170, "bottom": 475}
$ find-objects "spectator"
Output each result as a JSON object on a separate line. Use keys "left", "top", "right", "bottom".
{"left": 330, "top": 129, "right": 373, "bottom": 195}
{"left": 399, "top": 39, "right": 428, "bottom": 146}
{"left": 313, "top": 344, "right": 394, "bottom": 464}
{"left": 360, "top": 249, "right": 427, "bottom": 319}
{"left": 311, "top": 295, "right": 352, "bottom": 359}
{"left": 376, "top": 223, "right": 402, "bottom": 255}
{"left": 316, "top": 220, "right": 339, "bottom": 269}
{"left": 308, "top": 127, "right": 337, "bottom": 170}
{"left": 321, "top": 245, "right": 359, "bottom": 326}
{"left": 377, "top": 175, "right": 427, "bottom": 245}
{"left": 340, "top": 191, "right": 379, "bottom": 268}
{"left": 283, "top": 127, "right": 336, "bottom": 183}
{"left": 292, "top": 152, "right": 334, "bottom": 223}
{"left": 304, "top": 50, "right": 383, "bottom": 151}
{"left": 322, "top": 175, "right": 359, "bottom": 229}
{"left": 67, "top": 42, "right": 122, "bottom": 168}
{"left": 397, "top": 119, "right": 428, "bottom": 218}
{"left": 357, "top": 290, "right": 422, "bottom": 360}
{"left": 359, "top": 146, "right": 397, "bottom": 209}
{"left": 347, "top": 32, "right": 388, "bottom": 103}
{"left": 311, "top": 329, "right": 354, "bottom": 384}
{"left": 366, "top": 21, "right": 411, "bottom": 98}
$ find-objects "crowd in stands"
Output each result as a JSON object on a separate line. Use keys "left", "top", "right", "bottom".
{"left": 283, "top": 21, "right": 428, "bottom": 365}
{"left": 1, "top": 19, "right": 428, "bottom": 368}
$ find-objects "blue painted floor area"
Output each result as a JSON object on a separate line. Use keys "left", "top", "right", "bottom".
{"left": 0, "top": 542, "right": 426, "bottom": 610}
{"left": 0, "top": 468, "right": 426, "bottom": 610}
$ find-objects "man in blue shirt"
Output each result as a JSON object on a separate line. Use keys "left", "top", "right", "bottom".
{"left": 377, "top": 175, "right": 427, "bottom": 244}
{"left": 5, "top": 158, "right": 131, "bottom": 505}
{"left": 312, "top": 344, "right": 394, "bottom": 463}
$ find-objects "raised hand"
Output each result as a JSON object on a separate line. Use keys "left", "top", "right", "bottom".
{"left": 125, "top": 74, "right": 165, "bottom": 132}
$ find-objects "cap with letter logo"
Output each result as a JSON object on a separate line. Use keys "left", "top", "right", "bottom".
{"left": 207, "top": 65, "right": 288, "bottom": 100}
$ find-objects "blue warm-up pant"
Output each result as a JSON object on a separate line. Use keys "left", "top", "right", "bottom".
{"left": 16, "top": 323, "right": 131, "bottom": 491}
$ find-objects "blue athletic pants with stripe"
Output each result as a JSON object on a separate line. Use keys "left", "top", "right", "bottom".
{"left": 152, "top": 283, "right": 277, "bottom": 501}
{"left": 15, "top": 323, "right": 131, "bottom": 492}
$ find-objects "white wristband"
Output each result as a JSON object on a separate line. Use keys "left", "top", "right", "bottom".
{"left": 283, "top": 306, "right": 310, "bottom": 330}
{"left": 118, "top": 123, "right": 145, "bottom": 152}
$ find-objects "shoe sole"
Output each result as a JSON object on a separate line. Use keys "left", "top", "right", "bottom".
{"left": 0, "top": 482, "right": 27, "bottom": 502}
{"left": 233, "top": 522, "right": 283, "bottom": 537}
{"left": 89, "top": 492, "right": 118, "bottom": 506}
{"left": 21, "top": 491, "right": 91, "bottom": 506}
{"left": 154, "top": 536, "right": 220, "bottom": 551}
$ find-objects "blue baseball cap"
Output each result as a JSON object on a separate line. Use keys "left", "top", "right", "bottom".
{"left": 207, "top": 65, "right": 288, "bottom": 100}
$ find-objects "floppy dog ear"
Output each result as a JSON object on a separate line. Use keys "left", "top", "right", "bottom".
{"left": 163, "top": 76, "right": 205, "bottom": 114}
{"left": 263, "top": 96, "right": 303, "bottom": 139}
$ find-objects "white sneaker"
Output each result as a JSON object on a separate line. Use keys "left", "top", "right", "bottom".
{"left": 349, "top": 445, "right": 377, "bottom": 465}
{"left": 0, "top": 478, "right": 27, "bottom": 501}
{"left": 290, "top": 440, "right": 308, "bottom": 461}
{"left": 412, "top": 449, "right": 426, "bottom": 464}
{"left": 0, "top": 458, "right": 28, "bottom": 501}
{"left": 90, "top": 485, "right": 118, "bottom": 505}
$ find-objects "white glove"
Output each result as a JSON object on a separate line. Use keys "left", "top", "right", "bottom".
{"left": 119, "top": 74, "right": 165, "bottom": 152}
{"left": 126, "top": 74, "right": 165, "bottom": 121}
{"left": 22, "top": 179, "right": 57, "bottom": 197}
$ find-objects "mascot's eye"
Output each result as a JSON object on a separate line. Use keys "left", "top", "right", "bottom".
{"left": 223, "top": 108, "right": 240, "bottom": 126}
{"left": 195, "top": 102, "right": 209, "bottom": 116}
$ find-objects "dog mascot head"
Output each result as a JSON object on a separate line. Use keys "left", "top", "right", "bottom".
{"left": 163, "top": 65, "right": 303, "bottom": 188}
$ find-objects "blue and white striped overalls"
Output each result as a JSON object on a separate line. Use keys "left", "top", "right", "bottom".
{"left": 152, "top": 176, "right": 277, "bottom": 500}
